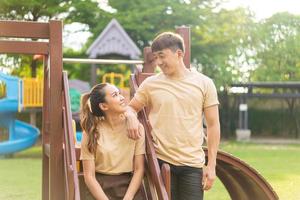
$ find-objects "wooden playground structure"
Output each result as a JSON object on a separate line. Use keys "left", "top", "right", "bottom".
{"left": 0, "top": 20, "right": 279, "bottom": 200}
{"left": 16, "top": 71, "right": 125, "bottom": 110}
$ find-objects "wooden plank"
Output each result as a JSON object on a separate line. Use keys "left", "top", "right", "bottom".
{"left": 176, "top": 27, "right": 191, "bottom": 68}
{"left": 48, "top": 20, "right": 65, "bottom": 200}
{"left": 142, "top": 47, "right": 156, "bottom": 73}
{"left": 43, "top": 143, "right": 50, "bottom": 157}
{"left": 41, "top": 44, "right": 50, "bottom": 200}
{"left": 232, "top": 82, "right": 300, "bottom": 88}
{"left": 130, "top": 73, "right": 169, "bottom": 200}
{"left": 42, "top": 153, "right": 50, "bottom": 200}
{"left": 42, "top": 55, "right": 50, "bottom": 143}
{"left": 0, "top": 40, "right": 48, "bottom": 55}
{"left": 161, "top": 164, "right": 171, "bottom": 199}
{"left": 0, "top": 20, "right": 49, "bottom": 38}
{"left": 241, "top": 93, "right": 300, "bottom": 98}
{"left": 139, "top": 110, "right": 169, "bottom": 200}
{"left": 62, "top": 71, "right": 80, "bottom": 200}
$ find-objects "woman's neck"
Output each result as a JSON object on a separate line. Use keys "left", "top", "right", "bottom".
{"left": 103, "top": 113, "right": 125, "bottom": 129}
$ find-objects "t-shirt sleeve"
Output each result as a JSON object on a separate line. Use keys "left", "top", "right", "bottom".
{"left": 203, "top": 78, "right": 219, "bottom": 108}
{"left": 80, "top": 131, "right": 95, "bottom": 160}
{"left": 132, "top": 78, "right": 150, "bottom": 107}
{"left": 135, "top": 124, "right": 146, "bottom": 155}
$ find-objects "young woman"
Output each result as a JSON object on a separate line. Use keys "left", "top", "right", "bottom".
{"left": 80, "top": 83, "right": 145, "bottom": 200}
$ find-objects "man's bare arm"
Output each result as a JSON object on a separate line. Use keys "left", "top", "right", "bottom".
{"left": 202, "top": 105, "right": 220, "bottom": 190}
{"left": 125, "top": 98, "right": 144, "bottom": 140}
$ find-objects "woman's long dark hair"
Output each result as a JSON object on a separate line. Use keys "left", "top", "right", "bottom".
{"left": 80, "top": 83, "right": 107, "bottom": 154}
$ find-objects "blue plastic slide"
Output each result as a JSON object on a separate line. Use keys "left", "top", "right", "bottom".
{"left": 0, "top": 72, "right": 39, "bottom": 155}
{"left": 0, "top": 120, "right": 39, "bottom": 155}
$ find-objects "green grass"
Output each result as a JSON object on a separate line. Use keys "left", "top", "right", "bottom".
{"left": 0, "top": 142, "right": 300, "bottom": 200}
{"left": 205, "top": 141, "right": 300, "bottom": 200}
{"left": 0, "top": 147, "right": 42, "bottom": 200}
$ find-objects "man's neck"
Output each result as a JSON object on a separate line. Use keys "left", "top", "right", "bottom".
{"left": 168, "top": 63, "right": 190, "bottom": 79}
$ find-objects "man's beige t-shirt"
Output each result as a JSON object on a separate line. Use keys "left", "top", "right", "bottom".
{"left": 133, "top": 71, "right": 219, "bottom": 168}
{"left": 80, "top": 122, "right": 145, "bottom": 175}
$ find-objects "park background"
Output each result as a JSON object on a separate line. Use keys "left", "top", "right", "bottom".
{"left": 0, "top": 0, "right": 299, "bottom": 199}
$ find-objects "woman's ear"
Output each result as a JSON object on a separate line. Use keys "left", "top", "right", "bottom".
{"left": 99, "top": 103, "right": 108, "bottom": 111}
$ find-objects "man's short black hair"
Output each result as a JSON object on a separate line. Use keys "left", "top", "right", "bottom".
{"left": 151, "top": 32, "right": 185, "bottom": 53}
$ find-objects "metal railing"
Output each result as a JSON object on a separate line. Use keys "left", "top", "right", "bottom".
{"left": 63, "top": 58, "right": 144, "bottom": 65}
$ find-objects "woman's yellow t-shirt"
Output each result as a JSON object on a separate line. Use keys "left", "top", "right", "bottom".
{"left": 80, "top": 122, "right": 145, "bottom": 175}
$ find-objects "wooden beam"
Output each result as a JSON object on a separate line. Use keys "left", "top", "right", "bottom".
{"left": 42, "top": 154, "right": 50, "bottom": 200}
{"left": 42, "top": 55, "right": 50, "bottom": 200}
{"left": 161, "top": 164, "right": 171, "bottom": 200}
{"left": 43, "top": 144, "right": 50, "bottom": 157}
{"left": 142, "top": 47, "right": 156, "bottom": 73}
{"left": 0, "top": 20, "right": 49, "bottom": 39}
{"left": 240, "top": 93, "right": 300, "bottom": 98}
{"left": 49, "top": 20, "right": 65, "bottom": 200}
{"left": 90, "top": 64, "right": 97, "bottom": 86}
{"left": 62, "top": 71, "right": 80, "bottom": 200}
{"left": 130, "top": 73, "right": 169, "bottom": 200}
{"left": 232, "top": 82, "right": 300, "bottom": 88}
{"left": 176, "top": 27, "right": 191, "bottom": 68}
{"left": 0, "top": 40, "right": 48, "bottom": 55}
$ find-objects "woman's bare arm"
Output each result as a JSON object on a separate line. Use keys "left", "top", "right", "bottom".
{"left": 83, "top": 160, "right": 109, "bottom": 200}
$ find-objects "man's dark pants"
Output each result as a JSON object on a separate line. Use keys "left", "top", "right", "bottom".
{"left": 158, "top": 159, "right": 204, "bottom": 200}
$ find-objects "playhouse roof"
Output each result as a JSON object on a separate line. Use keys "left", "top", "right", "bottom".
{"left": 86, "top": 19, "right": 141, "bottom": 59}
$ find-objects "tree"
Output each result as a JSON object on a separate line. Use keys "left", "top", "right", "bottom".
{"left": 85, "top": 0, "right": 224, "bottom": 49}
{"left": 250, "top": 12, "right": 300, "bottom": 82}
{"left": 192, "top": 7, "right": 255, "bottom": 89}
{"left": 0, "top": 0, "right": 103, "bottom": 77}
{"left": 249, "top": 13, "right": 300, "bottom": 137}
{"left": 72, "top": 0, "right": 256, "bottom": 136}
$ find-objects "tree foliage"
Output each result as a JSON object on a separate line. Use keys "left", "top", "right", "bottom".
{"left": 0, "top": 0, "right": 103, "bottom": 77}
{"left": 81, "top": 0, "right": 256, "bottom": 91}
{"left": 1, "top": 0, "right": 300, "bottom": 137}
{"left": 1, "top": 0, "right": 299, "bottom": 86}
{"left": 250, "top": 13, "right": 300, "bottom": 82}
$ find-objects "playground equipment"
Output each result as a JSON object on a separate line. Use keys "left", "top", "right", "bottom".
{"left": 22, "top": 77, "right": 43, "bottom": 108}
{"left": 102, "top": 72, "right": 125, "bottom": 88}
{"left": 0, "top": 72, "right": 40, "bottom": 155}
{"left": 0, "top": 20, "right": 78, "bottom": 199}
{"left": 0, "top": 20, "right": 278, "bottom": 200}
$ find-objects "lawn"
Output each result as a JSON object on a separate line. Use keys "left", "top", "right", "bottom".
{"left": 0, "top": 147, "right": 42, "bottom": 200}
{"left": 205, "top": 141, "right": 300, "bottom": 200}
{"left": 0, "top": 142, "right": 299, "bottom": 200}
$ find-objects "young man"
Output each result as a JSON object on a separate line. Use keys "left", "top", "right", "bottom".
{"left": 126, "top": 32, "right": 220, "bottom": 200}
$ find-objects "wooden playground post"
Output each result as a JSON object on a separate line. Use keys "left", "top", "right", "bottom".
{"left": 42, "top": 54, "right": 50, "bottom": 200}
{"left": 142, "top": 47, "right": 156, "bottom": 73}
{"left": 0, "top": 20, "right": 66, "bottom": 200}
{"left": 48, "top": 20, "right": 64, "bottom": 200}
{"left": 176, "top": 27, "right": 191, "bottom": 69}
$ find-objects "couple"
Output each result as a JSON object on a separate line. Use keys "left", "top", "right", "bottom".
{"left": 80, "top": 32, "right": 220, "bottom": 200}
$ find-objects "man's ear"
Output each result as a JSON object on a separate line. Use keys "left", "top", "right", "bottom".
{"left": 99, "top": 103, "right": 108, "bottom": 111}
{"left": 177, "top": 49, "right": 184, "bottom": 58}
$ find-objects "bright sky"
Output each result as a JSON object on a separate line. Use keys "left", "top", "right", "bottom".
{"left": 64, "top": 0, "right": 300, "bottom": 50}
{"left": 223, "top": 0, "right": 300, "bottom": 20}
